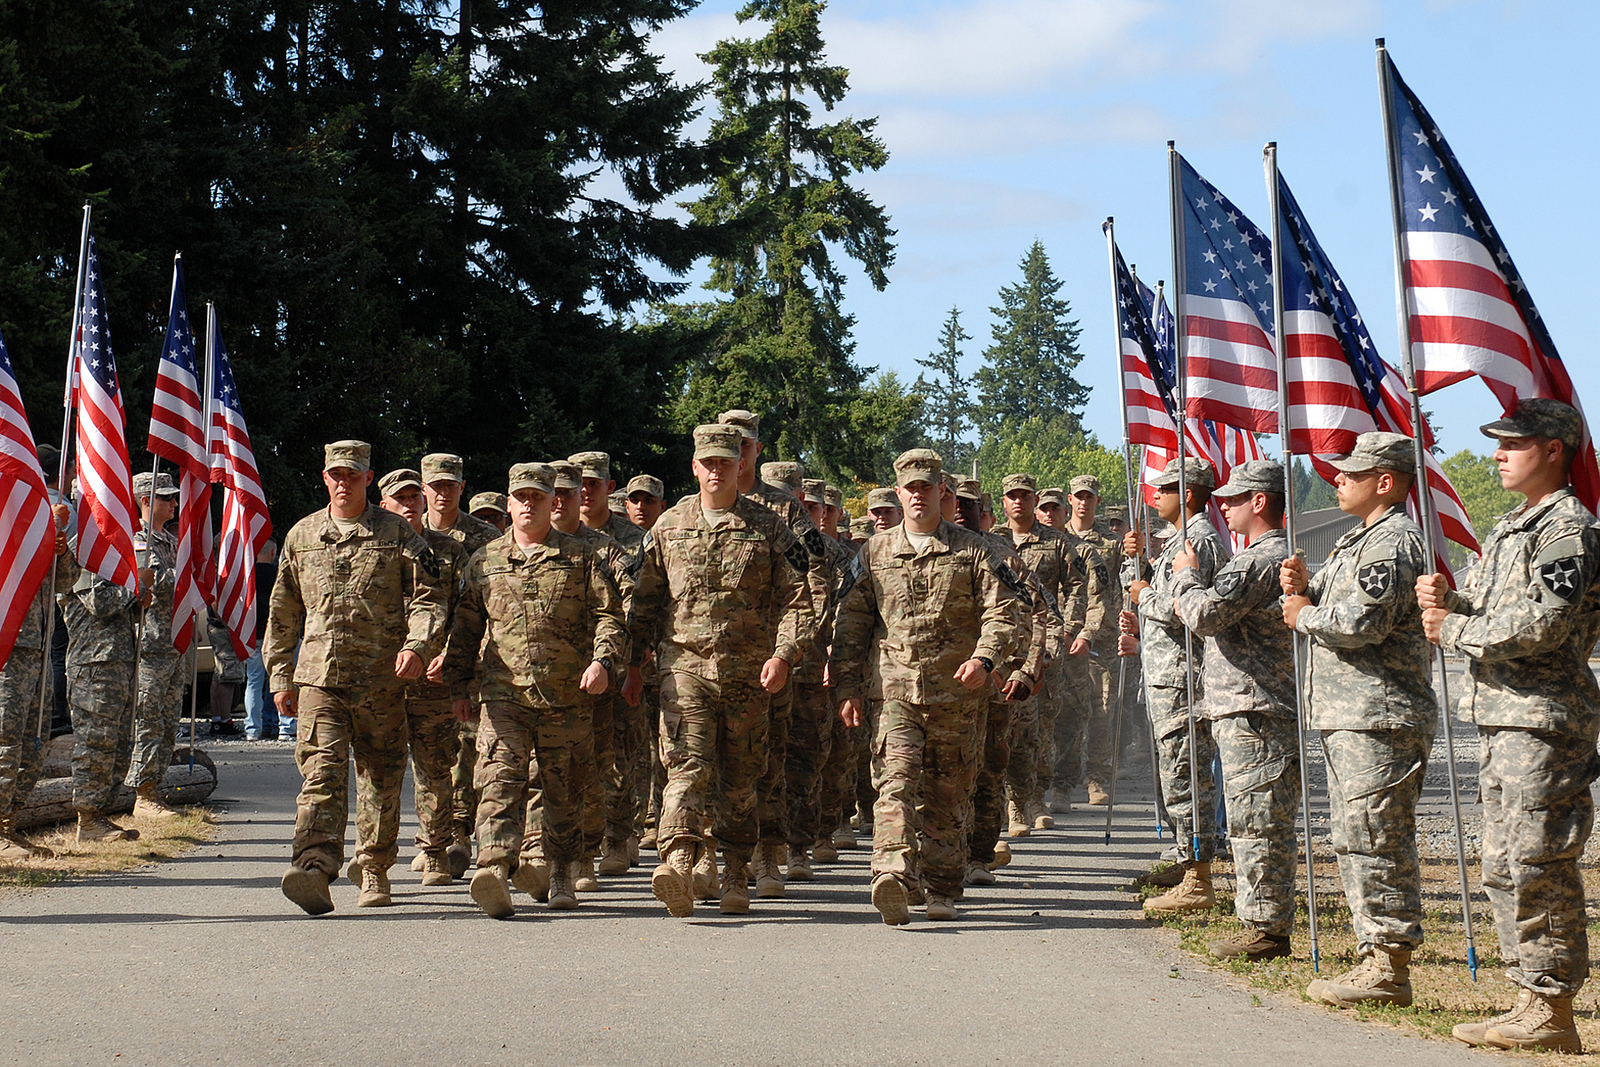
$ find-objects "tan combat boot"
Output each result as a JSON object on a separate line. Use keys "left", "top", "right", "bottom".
{"left": 1208, "top": 927, "right": 1291, "bottom": 961}
{"left": 1085, "top": 782, "right": 1111, "bottom": 807}
{"left": 1453, "top": 989, "right": 1534, "bottom": 1047}
{"left": 1485, "top": 992, "right": 1582, "bottom": 1052}
{"left": 512, "top": 854, "right": 550, "bottom": 901}
{"left": 597, "top": 836, "right": 629, "bottom": 876}
{"left": 0, "top": 816, "right": 32, "bottom": 862}
{"left": 651, "top": 839, "right": 696, "bottom": 917}
{"left": 871, "top": 873, "right": 911, "bottom": 927}
{"left": 1133, "top": 862, "right": 1185, "bottom": 890}
{"left": 965, "top": 861, "right": 997, "bottom": 887}
{"left": 546, "top": 861, "right": 578, "bottom": 910}
{"left": 786, "top": 846, "right": 813, "bottom": 882}
{"left": 812, "top": 837, "right": 838, "bottom": 863}
{"left": 419, "top": 850, "right": 453, "bottom": 887}
{"left": 445, "top": 821, "right": 472, "bottom": 880}
{"left": 640, "top": 826, "right": 658, "bottom": 851}
{"left": 754, "top": 841, "right": 785, "bottom": 898}
{"left": 989, "top": 840, "right": 1012, "bottom": 870}
{"left": 1007, "top": 800, "right": 1031, "bottom": 838}
{"left": 925, "top": 892, "right": 957, "bottom": 921}
{"left": 692, "top": 842, "right": 719, "bottom": 902}
{"left": 626, "top": 834, "right": 640, "bottom": 866}
{"left": 357, "top": 865, "right": 393, "bottom": 907}
{"left": 1029, "top": 797, "right": 1054, "bottom": 830}
{"left": 409, "top": 852, "right": 427, "bottom": 872}
{"left": 280, "top": 864, "right": 334, "bottom": 915}
{"left": 831, "top": 825, "right": 858, "bottom": 851}
{"left": 76, "top": 811, "right": 137, "bottom": 843}
{"left": 1305, "top": 946, "right": 1412, "bottom": 1008}
{"left": 469, "top": 862, "right": 515, "bottom": 919}
{"left": 1142, "top": 861, "right": 1216, "bottom": 916}
{"left": 720, "top": 853, "right": 751, "bottom": 915}
{"left": 571, "top": 853, "right": 599, "bottom": 892}
{"left": 133, "top": 782, "right": 180, "bottom": 819}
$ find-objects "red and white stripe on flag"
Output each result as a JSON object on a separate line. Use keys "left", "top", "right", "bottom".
{"left": 1123, "top": 337, "right": 1178, "bottom": 451}
{"left": 208, "top": 333, "right": 271, "bottom": 659}
{"left": 0, "top": 336, "right": 56, "bottom": 670}
{"left": 1185, "top": 295, "right": 1280, "bottom": 435}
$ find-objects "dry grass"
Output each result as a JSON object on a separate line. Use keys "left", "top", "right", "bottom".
{"left": 0, "top": 807, "right": 217, "bottom": 888}
{"left": 1135, "top": 855, "right": 1600, "bottom": 1062}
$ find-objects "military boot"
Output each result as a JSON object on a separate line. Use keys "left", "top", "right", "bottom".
{"left": 640, "top": 826, "right": 659, "bottom": 851}
{"left": 1305, "top": 946, "right": 1412, "bottom": 1008}
{"left": 280, "top": 864, "right": 334, "bottom": 915}
{"left": 965, "top": 861, "right": 997, "bottom": 887}
{"left": 693, "top": 841, "right": 719, "bottom": 902}
{"left": 1454, "top": 989, "right": 1534, "bottom": 1047}
{"left": 419, "top": 850, "right": 453, "bottom": 887}
{"left": 1485, "top": 992, "right": 1582, "bottom": 1052}
{"left": 409, "top": 852, "right": 427, "bottom": 872}
{"left": 812, "top": 837, "right": 838, "bottom": 864}
{"left": 1085, "top": 782, "right": 1111, "bottom": 807}
{"left": 988, "top": 840, "right": 1013, "bottom": 870}
{"left": 753, "top": 842, "right": 786, "bottom": 899}
{"left": 871, "top": 873, "right": 911, "bottom": 927}
{"left": 1208, "top": 927, "right": 1291, "bottom": 961}
{"left": 1007, "top": 800, "right": 1031, "bottom": 838}
{"left": 925, "top": 892, "right": 957, "bottom": 921}
{"left": 469, "top": 863, "right": 515, "bottom": 919}
{"left": 1133, "top": 862, "right": 1185, "bottom": 890}
{"left": 0, "top": 817, "right": 51, "bottom": 860}
{"left": 651, "top": 839, "right": 696, "bottom": 918}
{"left": 446, "top": 821, "right": 473, "bottom": 880}
{"left": 1142, "top": 862, "right": 1216, "bottom": 916}
{"left": 832, "top": 825, "right": 858, "bottom": 851}
{"left": 76, "top": 811, "right": 137, "bottom": 843}
{"left": 719, "top": 854, "right": 751, "bottom": 915}
{"left": 597, "top": 836, "right": 629, "bottom": 876}
{"left": 133, "top": 782, "right": 180, "bottom": 819}
{"left": 626, "top": 834, "right": 640, "bottom": 866}
{"left": 357, "top": 866, "right": 393, "bottom": 907}
{"left": 786, "top": 846, "right": 813, "bottom": 882}
{"left": 571, "top": 853, "right": 599, "bottom": 892}
{"left": 0, "top": 816, "right": 32, "bottom": 862}
{"left": 1028, "top": 797, "right": 1054, "bottom": 830}
{"left": 546, "top": 862, "right": 578, "bottom": 910}
{"left": 512, "top": 856, "right": 550, "bottom": 902}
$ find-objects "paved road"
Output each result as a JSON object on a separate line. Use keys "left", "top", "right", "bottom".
{"left": 0, "top": 742, "right": 1486, "bottom": 1067}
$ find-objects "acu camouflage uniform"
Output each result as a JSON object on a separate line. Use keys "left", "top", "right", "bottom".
{"left": 1437, "top": 487, "right": 1600, "bottom": 996}
{"left": 0, "top": 553, "right": 77, "bottom": 818}
{"left": 60, "top": 544, "right": 141, "bottom": 815}
{"left": 129, "top": 525, "right": 184, "bottom": 789}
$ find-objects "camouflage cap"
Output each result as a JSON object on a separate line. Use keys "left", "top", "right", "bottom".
{"left": 1070, "top": 474, "right": 1102, "bottom": 497}
{"left": 568, "top": 451, "right": 611, "bottom": 481}
{"left": 469, "top": 491, "right": 507, "bottom": 516}
{"left": 1002, "top": 473, "right": 1037, "bottom": 495}
{"left": 1104, "top": 504, "right": 1128, "bottom": 522}
{"left": 421, "top": 452, "right": 464, "bottom": 484}
{"left": 892, "top": 449, "right": 943, "bottom": 487}
{"left": 608, "top": 490, "right": 627, "bottom": 511}
{"left": 855, "top": 516, "right": 878, "bottom": 536}
{"left": 547, "top": 460, "right": 582, "bottom": 490}
{"left": 717, "top": 409, "right": 760, "bottom": 441}
{"left": 1149, "top": 456, "right": 1218, "bottom": 490}
{"left": 1037, "top": 487, "right": 1065, "bottom": 506}
{"left": 762, "top": 461, "right": 805, "bottom": 492}
{"left": 626, "top": 474, "right": 664, "bottom": 499}
{"left": 940, "top": 470, "right": 958, "bottom": 494}
{"left": 823, "top": 484, "right": 843, "bottom": 508}
{"left": 866, "top": 486, "right": 900, "bottom": 510}
{"left": 840, "top": 507, "right": 851, "bottom": 524}
{"left": 1214, "top": 458, "right": 1285, "bottom": 498}
{"left": 377, "top": 468, "right": 423, "bottom": 497}
{"left": 132, "top": 471, "right": 179, "bottom": 497}
{"left": 1328, "top": 431, "right": 1415, "bottom": 475}
{"left": 801, "top": 477, "right": 826, "bottom": 504}
{"left": 508, "top": 463, "right": 555, "bottom": 495}
{"left": 324, "top": 439, "right": 371, "bottom": 473}
{"left": 1480, "top": 397, "right": 1584, "bottom": 453}
{"left": 693, "top": 423, "right": 743, "bottom": 461}
{"left": 956, "top": 477, "right": 983, "bottom": 502}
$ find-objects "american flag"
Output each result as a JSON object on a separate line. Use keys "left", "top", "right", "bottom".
{"left": 0, "top": 328, "right": 56, "bottom": 670}
{"left": 1175, "top": 154, "right": 1279, "bottom": 434}
{"left": 1111, "top": 238, "right": 1178, "bottom": 451}
{"left": 1381, "top": 49, "right": 1599, "bottom": 511}
{"left": 1275, "top": 168, "right": 1480, "bottom": 575}
{"left": 207, "top": 316, "right": 270, "bottom": 658}
{"left": 70, "top": 232, "right": 138, "bottom": 591}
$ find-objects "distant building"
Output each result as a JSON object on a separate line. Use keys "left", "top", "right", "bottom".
{"left": 1296, "top": 506, "right": 1360, "bottom": 569}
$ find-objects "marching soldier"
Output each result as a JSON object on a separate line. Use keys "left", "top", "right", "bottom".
{"left": 1036, "top": 487, "right": 1067, "bottom": 531}
{"left": 570, "top": 451, "right": 643, "bottom": 549}
{"left": 1066, "top": 474, "right": 1123, "bottom": 806}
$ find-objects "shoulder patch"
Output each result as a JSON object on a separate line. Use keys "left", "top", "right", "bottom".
{"left": 995, "top": 560, "right": 1029, "bottom": 599}
{"left": 835, "top": 554, "right": 865, "bottom": 602}
{"left": 1212, "top": 567, "right": 1247, "bottom": 601}
{"left": 784, "top": 537, "right": 811, "bottom": 575}
{"left": 1356, "top": 560, "right": 1395, "bottom": 603}
{"left": 1533, "top": 532, "right": 1588, "bottom": 605}
{"left": 803, "top": 528, "right": 828, "bottom": 560}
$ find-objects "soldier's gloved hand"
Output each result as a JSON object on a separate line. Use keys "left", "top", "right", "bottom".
{"left": 1119, "top": 608, "right": 1139, "bottom": 634}
{"left": 838, "top": 696, "right": 862, "bottom": 728}
{"left": 759, "top": 656, "right": 790, "bottom": 694}
{"left": 425, "top": 653, "right": 447, "bottom": 685}
{"left": 273, "top": 690, "right": 297, "bottom": 719}
{"left": 580, "top": 660, "right": 609, "bottom": 696}
{"left": 1069, "top": 637, "right": 1089, "bottom": 657}
{"left": 1281, "top": 594, "right": 1311, "bottom": 629}
{"left": 1122, "top": 529, "right": 1144, "bottom": 559}
{"left": 1421, "top": 606, "right": 1447, "bottom": 644}
{"left": 1280, "top": 555, "right": 1308, "bottom": 595}
{"left": 1415, "top": 572, "right": 1449, "bottom": 610}
{"left": 451, "top": 698, "right": 473, "bottom": 722}
{"left": 394, "top": 649, "right": 424, "bottom": 680}
{"left": 1126, "top": 579, "right": 1151, "bottom": 606}
{"left": 954, "top": 658, "right": 989, "bottom": 690}
{"left": 1117, "top": 634, "right": 1139, "bottom": 657}
{"left": 622, "top": 665, "right": 644, "bottom": 707}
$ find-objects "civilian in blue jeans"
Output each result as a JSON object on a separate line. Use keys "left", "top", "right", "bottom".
{"left": 242, "top": 540, "right": 287, "bottom": 741}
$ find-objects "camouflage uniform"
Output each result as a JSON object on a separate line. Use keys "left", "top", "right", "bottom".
{"left": 565, "top": 521, "right": 634, "bottom": 852}
{"left": 128, "top": 524, "right": 184, "bottom": 788}
{"left": 1295, "top": 504, "right": 1434, "bottom": 953}
{"left": 831, "top": 518, "right": 1025, "bottom": 899}
{"left": 1072, "top": 517, "right": 1125, "bottom": 793}
{"left": 1437, "top": 486, "right": 1600, "bottom": 996}
{"left": 0, "top": 554, "right": 77, "bottom": 818}
{"left": 60, "top": 550, "right": 141, "bottom": 815}
{"left": 404, "top": 526, "right": 468, "bottom": 859}
{"left": 1056, "top": 527, "right": 1118, "bottom": 796}
{"left": 821, "top": 535, "right": 869, "bottom": 838}
{"left": 1172, "top": 525, "right": 1297, "bottom": 937}
{"left": 790, "top": 522, "right": 857, "bottom": 854}
{"left": 596, "top": 509, "right": 644, "bottom": 550}
{"left": 265, "top": 501, "right": 449, "bottom": 877}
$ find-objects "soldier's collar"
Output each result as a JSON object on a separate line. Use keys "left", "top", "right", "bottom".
{"left": 1506, "top": 485, "right": 1574, "bottom": 530}
{"left": 508, "top": 532, "right": 560, "bottom": 561}
{"left": 893, "top": 521, "right": 951, "bottom": 557}
{"left": 697, "top": 496, "right": 751, "bottom": 529}
{"left": 320, "top": 504, "right": 375, "bottom": 542}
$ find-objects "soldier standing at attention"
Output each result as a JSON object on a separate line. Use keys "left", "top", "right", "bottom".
{"left": 1416, "top": 401, "right": 1600, "bottom": 1053}
{"left": 622, "top": 474, "right": 668, "bottom": 850}
{"left": 866, "top": 486, "right": 902, "bottom": 533}
{"left": 832, "top": 449, "right": 1023, "bottom": 925}
{"left": 1036, "top": 488, "right": 1067, "bottom": 531}
{"left": 268, "top": 440, "right": 448, "bottom": 915}
{"left": 126, "top": 472, "right": 184, "bottom": 819}
{"left": 1166, "top": 460, "right": 1296, "bottom": 958}
{"left": 1279, "top": 432, "right": 1433, "bottom": 1007}
{"left": 571, "top": 451, "right": 643, "bottom": 549}
{"left": 468, "top": 492, "right": 509, "bottom": 533}
{"left": 1066, "top": 475, "right": 1122, "bottom": 806}
{"left": 625, "top": 423, "right": 811, "bottom": 918}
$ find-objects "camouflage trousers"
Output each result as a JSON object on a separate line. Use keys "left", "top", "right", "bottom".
{"left": 1479, "top": 727, "right": 1600, "bottom": 996}
{"left": 1150, "top": 686, "right": 1218, "bottom": 864}
{"left": 873, "top": 696, "right": 985, "bottom": 898}
{"left": 291, "top": 683, "right": 406, "bottom": 877}
{"left": 756, "top": 679, "right": 792, "bottom": 845}
{"left": 451, "top": 715, "right": 480, "bottom": 836}
{"left": 1213, "top": 711, "right": 1302, "bottom": 938}
{"left": 470, "top": 700, "right": 588, "bottom": 871}
{"left": 1322, "top": 727, "right": 1429, "bottom": 953}
{"left": 657, "top": 671, "right": 770, "bottom": 861}
{"left": 643, "top": 674, "right": 665, "bottom": 833}
{"left": 0, "top": 648, "right": 49, "bottom": 815}
{"left": 969, "top": 696, "right": 1017, "bottom": 867}
{"left": 855, "top": 711, "right": 876, "bottom": 823}
{"left": 580, "top": 683, "right": 635, "bottom": 848}
{"left": 1081, "top": 652, "right": 1117, "bottom": 791}
{"left": 629, "top": 671, "right": 657, "bottom": 835}
{"left": 405, "top": 693, "right": 461, "bottom": 854}
{"left": 787, "top": 681, "right": 833, "bottom": 849}
{"left": 128, "top": 654, "right": 185, "bottom": 788}
{"left": 820, "top": 701, "right": 865, "bottom": 835}
{"left": 1005, "top": 663, "right": 1048, "bottom": 811}
{"left": 1049, "top": 654, "right": 1096, "bottom": 794}
{"left": 67, "top": 662, "right": 136, "bottom": 814}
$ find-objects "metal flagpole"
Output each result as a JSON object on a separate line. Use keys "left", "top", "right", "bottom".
{"left": 1376, "top": 37, "right": 1478, "bottom": 981}
{"left": 1102, "top": 218, "right": 1139, "bottom": 845}
{"left": 57, "top": 205, "right": 92, "bottom": 485}
{"left": 1264, "top": 142, "right": 1321, "bottom": 974}
{"left": 194, "top": 301, "right": 217, "bottom": 771}
{"left": 1167, "top": 142, "right": 1203, "bottom": 865}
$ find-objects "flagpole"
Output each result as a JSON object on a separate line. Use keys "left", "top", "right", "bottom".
{"left": 1139, "top": 282, "right": 1173, "bottom": 839}
{"left": 195, "top": 302, "right": 217, "bottom": 770}
{"left": 1264, "top": 141, "right": 1322, "bottom": 975}
{"left": 1377, "top": 36, "right": 1478, "bottom": 982}
{"left": 1167, "top": 142, "right": 1203, "bottom": 865}
{"left": 1102, "top": 218, "right": 1135, "bottom": 846}
{"left": 57, "top": 204, "right": 92, "bottom": 485}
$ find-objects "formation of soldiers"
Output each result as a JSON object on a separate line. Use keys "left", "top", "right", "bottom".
{"left": 2, "top": 397, "right": 1598, "bottom": 1053}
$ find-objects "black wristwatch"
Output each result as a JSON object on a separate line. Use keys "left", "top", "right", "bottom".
{"left": 976, "top": 656, "right": 994, "bottom": 673}
{"left": 597, "top": 657, "right": 613, "bottom": 673}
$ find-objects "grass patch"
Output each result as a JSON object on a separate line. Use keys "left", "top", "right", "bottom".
{"left": 0, "top": 807, "right": 217, "bottom": 888}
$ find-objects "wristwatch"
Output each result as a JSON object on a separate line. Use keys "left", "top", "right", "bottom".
{"left": 976, "top": 656, "right": 994, "bottom": 673}
{"left": 597, "top": 657, "right": 613, "bottom": 673}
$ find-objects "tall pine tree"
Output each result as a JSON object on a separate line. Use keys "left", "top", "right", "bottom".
{"left": 972, "top": 240, "right": 1088, "bottom": 438}
{"left": 914, "top": 306, "right": 973, "bottom": 469}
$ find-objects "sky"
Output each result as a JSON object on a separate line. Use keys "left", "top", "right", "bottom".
{"left": 649, "top": 0, "right": 1597, "bottom": 459}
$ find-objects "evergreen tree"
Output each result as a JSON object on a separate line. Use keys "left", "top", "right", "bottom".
{"left": 972, "top": 240, "right": 1088, "bottom": 438}
{"left": 914, "top": 306, "right": 973, "bottom": 470}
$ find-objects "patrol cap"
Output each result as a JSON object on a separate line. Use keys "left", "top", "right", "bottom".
{"left": 980, "top": 492, "right": 993, "bottom": 513}
{"left": 1327, "top": 431, "right": 1415, "bottom": 475}
{"left": 568, "top": 451, "right": 611, "bottom": 481}
{"left": 1070, "top": 474, "right": 1102, "bottom": 497}
{"left": 824, "top": 484, "right": 843, "bottom": 508}
{"left": 508, "top": 463, "right": 555, "bottom": 495}
{"left": 1214, "top": 459, "right": 1285, "bottom": 498}
{"left": 893, "top": 448, "right": 943, "bottom": 487}
{"left": 801, "top": 477, "right": 826, "bottom": 504}
{"left": 1037, "top": 487, "right": 1065, "bottom": 506}
{"left": 866, "top": 487, "right": 900, "bottom": 510}
{"left": 608, "top": 490, "right": 627, "bottom": 512}
{"left": 693, "top": 423, "right": 743, "bottom": 461}
{"left": 324, "top": 439, "right": 372, "bottom": 473}
{"left": 1149, "top": 456, "right": 1217, "bottom": 490}
{"left": 717, "top": 409, "right": 760, "bottom": 441}
{"left": 377, "top": 468, "right": 423, "bottom": 497}
{"left": 940, "top": 471, "right": 958, "bottom": 495}
{"left": 1002, "top": 473, "right": 1037, "bottom": 495}
{"left": 1104, "top": 504, "right": 1128, "bottom": 522}
{"left": 36, "top": 444, "right": 60, "bottom": 480}
{"left": 421, "top": 452, "right": 464, "bottom": 484}
{"left": 626, "top": 474, "right": 664, "bottom": 499}
{"left": 956, "top": 477, "right": 983, "bottom": 502}
{"left": 840, "top": 507, "right": 851, "bottom": 525}
{"left": 548, "top": 460, "right": 582, "bottom": 490}
{"left": 469, "top": 491, "right": 507, "bottom": 516}
{"left": 133, "top": 471, "right": 179, "bottom": 498}
{"left": 762, "top": 461, "right": 805, "bottom": 492}
{"left": 1480, "top": 397, "right": 1585, "bottom": 453}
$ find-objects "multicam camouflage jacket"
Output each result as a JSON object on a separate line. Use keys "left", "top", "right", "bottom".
{"left": 1067, "top": 526, "right": 1121, "bottom": 652}
{"left": 596, "top": 510, "right": 644, "bottom": 550}
{"left": 428, "top": 509, "right": 501, "bottom": 558}
{"left": 1001, "top": 520, "right": 1086, "bottom": 660}
{"left": 987, "top": 531, "right": 1052, "bottom": 693}
{"left": 1138, "top": 513, "right": 1226, "bottom": 693}
{"left": 405, "top": 528, "right": 468, "bottom": 700}
{"left": 795, "top": 530, "right": 861, "bottom": 687}
{"left": 1440, "top": 487, "right": 1600, "bottom": 740}
{"left": 443, "top": 528, "right": 628, "bottom": 709}
{"left": 747, "top": 481, "right": 830, "bottom": 660}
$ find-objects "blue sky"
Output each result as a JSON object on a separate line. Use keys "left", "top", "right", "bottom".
{"left": 652, "top": 0, "right": 1594, "bottom": 458}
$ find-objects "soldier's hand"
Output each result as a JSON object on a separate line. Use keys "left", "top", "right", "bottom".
{"left": 394, "top": 650, "right": 424, "bottom": 681}
{"left": 1415, "top": 572, "right": 1449, "bottom": 610}
{"left": 1421, "top": 606, "right": 1447, "bottom": 644}
{"left": 839, "top": 697, "right": 862, "bottom": 728}
{"left": 54, "top": 527, "right": 69, "bottom": 556}
{"left": 137, "top": 585, "right": 154, "bottom": 609}
{"left": 452, "top": 698, "right": 473, "bottom": 722}
{"left": 1119, "top": 608, "right": 1139, "bottom": 635}
{"left": 759, "top": 656, "right": 790, "bottom": 694}
{"left": 1282, "top": 594, "right": 1311, "bottom": 629}
{"left": 1280, "top": 555, "right": 1308, "bottom": 595}
{"left": 622, "top": 665, "right": 644, "bottom": 707}
{"left": 1172, "top": 540, "right": 1196, "bottom": 572}
{"left": 1122, "top": 529, "right": 1144, "bottom": 559}
{"left": 1127, "top": 579, "right": 1151, "bottom": 606}
{"left": 1002, "top": 678, "right": 1031, "bottom": 702}
{"left": 1069, "top": 637, "right": 1089, "bottom": 657}
{"left": 425, "top": 653, "right": 447, "bottom": 685}
{"left": 1117, "top": 634, "right": 1139, "bottom": 657}
{"left": 954, "top": 658, "right": 989, "bottom": 690}
{"left": 273, "top": 690, "right": 297, "bottom": 719}
{"left": 580, "top": 660, "right": 609, "bottom": 696}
